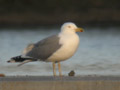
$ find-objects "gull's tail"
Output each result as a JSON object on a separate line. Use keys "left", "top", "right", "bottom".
{"left": 7, "top": 55, "right": 37, "bottom": 66}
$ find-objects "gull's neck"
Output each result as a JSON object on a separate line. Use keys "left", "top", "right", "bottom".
{"left": 60, "top": 29, "right": 76, "bottom": 35}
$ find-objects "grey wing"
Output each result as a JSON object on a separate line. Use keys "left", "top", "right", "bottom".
{"left": 22, "top": 43, "right": 35, "bottom": 55}
{"left": 26, "top": 35, "right": 62, "bottom": 60}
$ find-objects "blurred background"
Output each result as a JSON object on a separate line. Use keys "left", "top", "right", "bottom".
{"left": 0, "top": 0, "right": 120, "bottom": 27}
{"left": 0, "top": 0, "right": 120, "bottom": 76}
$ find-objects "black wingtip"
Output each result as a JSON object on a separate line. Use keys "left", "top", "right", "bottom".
{"left": 7, "top": 60, "right": 10, "bottom": 63}
{"left": 7, "top": 55, "right": 37, "bottom": 63}
{"left": 7, "top": 59, "right": 16, "bottom": 63}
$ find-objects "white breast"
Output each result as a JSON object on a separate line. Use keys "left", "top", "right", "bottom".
{"left": 47, "top": 33, "right": 80, "bottom": 62}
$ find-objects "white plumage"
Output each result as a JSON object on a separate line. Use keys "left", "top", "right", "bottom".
{"left": 48, "top": 23, "right": 80, "bottom": 62}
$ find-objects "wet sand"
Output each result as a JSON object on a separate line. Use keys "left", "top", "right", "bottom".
{"left": 1, "top": 76, "right": 120, "bottom": 81}
{"left": 1, "top": 76, "right": 120, "bottom": 90}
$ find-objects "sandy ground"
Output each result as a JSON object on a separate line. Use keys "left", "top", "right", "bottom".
{"left": 1, "top": 76, "right": 120, "bottom": 81}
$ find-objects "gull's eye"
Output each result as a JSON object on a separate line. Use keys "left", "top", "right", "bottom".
{"left": 68, "top": 26, "right": 71, "bottom": 28}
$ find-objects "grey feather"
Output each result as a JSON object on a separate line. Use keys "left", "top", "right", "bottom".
{"left": 26, "top": 35, "right": 62, "bottom": 60}
{"left": 22, "top": 43, "right": 35, "bottom": 55}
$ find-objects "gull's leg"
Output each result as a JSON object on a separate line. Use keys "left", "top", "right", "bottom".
{"left": 58, "top": 62, "right": 62, "bottom": 76}
{"left": 52, "top": 62, "right": 56, "bottom": 77}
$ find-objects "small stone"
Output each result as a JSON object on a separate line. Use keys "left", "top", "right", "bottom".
{"left": 0, "top": 74, "right": 5, "bottom": 77}
{"left": 68, "top": 70, "right": 75, "bottom": 76}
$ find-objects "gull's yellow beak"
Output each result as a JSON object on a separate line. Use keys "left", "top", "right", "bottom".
{"left": 75, "top": 27, "right": 84, "bottom": 32}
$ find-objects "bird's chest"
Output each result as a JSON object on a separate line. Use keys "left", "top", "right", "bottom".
{"left": 47, "top": 34, "right": 79, "bottom": 61}
{"left": 59, "top": 35, "right": 79, "bottom": 56}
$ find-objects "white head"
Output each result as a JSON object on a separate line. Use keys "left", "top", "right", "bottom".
{"left": 61, "top": 22, "right": 83, "bottom": 33}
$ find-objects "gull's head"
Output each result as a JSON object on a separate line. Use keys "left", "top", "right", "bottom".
{"left": 61, "top": 22, "right": 84, "bottom": 33}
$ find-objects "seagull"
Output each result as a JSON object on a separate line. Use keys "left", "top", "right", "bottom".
{"left": 7, "top": 22, "right": 84, "bottom": 76}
